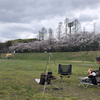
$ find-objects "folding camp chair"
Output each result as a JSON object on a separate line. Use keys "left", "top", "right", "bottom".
{"left": 58, "top": 64, "right": 72, "bottom": 84}
{"left": 77, "top": 77, "right": 100, "bottom": 88}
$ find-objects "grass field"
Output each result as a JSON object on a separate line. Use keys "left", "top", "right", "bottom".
{"left": 1, "top": 51, "right": 100, "bottom": 61}
{"left": 0, "top": 52, "right": 100, "bottom": 100}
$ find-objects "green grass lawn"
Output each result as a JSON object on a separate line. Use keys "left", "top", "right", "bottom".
{"left": 1, "top": 51, "right": 100, "bottom": 61}
{"left": 0, "top": 52, "right": 100, "bottom": 100}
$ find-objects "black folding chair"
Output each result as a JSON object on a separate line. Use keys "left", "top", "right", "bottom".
{"left": 58, "top": 64, "right": 72, "bottom": 83}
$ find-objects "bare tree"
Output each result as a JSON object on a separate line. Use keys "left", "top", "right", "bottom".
{"left": 83, "top": 26, "right": 86, "bottom": 33}
{"left": 38, "top": 31, "right": 42, "bottom": 40}
{"left": 48, "top": 28, "right": 53, "bottom": 39}
{"left": 41, "top": 27, "right": 47, "bottom": 40}
{"left": 93, "top": 22, "right": 96, "bottom": 40}
{"left": 72, "top": 19, "right": 81, "bottom": 33}
{"left": 56, "top": 22, "right": 62, "bottom": 40}
{"left": 64, "top": 17, "right": 69, "bottom": 34}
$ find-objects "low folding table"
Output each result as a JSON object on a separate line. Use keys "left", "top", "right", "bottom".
{"left": 77, "top": 77, "right": 96, "bottom": 88}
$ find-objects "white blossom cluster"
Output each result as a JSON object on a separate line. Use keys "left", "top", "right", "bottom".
{"left": 8, "top": 32, "right": 100, "bottom": 52}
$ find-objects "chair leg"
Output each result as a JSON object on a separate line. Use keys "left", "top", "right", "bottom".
{"left": 50, "top": 78, "right": 63, "bottom": 92}
{"left": 67, "top": 76, "right": 71, "bottom": 83}
{"left": 43, "top": 82, "right": 47, "bottom": 93}
{"left": 50, "top": 83, "right": 62, "bottom": 92}
{"left": 60, "top": 77, "right": 64, "bottom": 89}
{"left": 53, "top": 85, "right": 62, "bottom": 90}
{"left": 78, "top": 83, "right": 89, "bottom": 88}
{"left": 82, "top": 84, "right": 89, "bottom": 88}
{"left": 78, "top": 83, "right": 81, "bottom": 86}
{"left": 50, "top": 83, "right": 53, "bottom": 92}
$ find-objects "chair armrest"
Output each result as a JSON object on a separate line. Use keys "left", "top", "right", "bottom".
{"left": 77, "top": 77, "right": 90, "bottom": 80}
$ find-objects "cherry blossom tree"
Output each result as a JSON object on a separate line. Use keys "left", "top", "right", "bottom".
{"left": 8, "top": 32, "right": 100, "bottom": 53}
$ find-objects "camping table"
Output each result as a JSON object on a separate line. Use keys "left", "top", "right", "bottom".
{"left": 77, "top": 77, "right": 94, "bottom": 88}
{"left": 43, "top": 76, "right": 62, "bottom": 92}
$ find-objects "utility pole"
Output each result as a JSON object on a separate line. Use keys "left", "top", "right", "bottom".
{"left": 68, "top": 22, "right": 74, "bottom": 34}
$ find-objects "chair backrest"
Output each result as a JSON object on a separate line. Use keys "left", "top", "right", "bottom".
{"left": 58, "top": 64, "right": 72, "bottom": 75}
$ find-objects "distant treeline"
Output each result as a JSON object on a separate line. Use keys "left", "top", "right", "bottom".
{"left": 11, "top": 38, "right": 38, "bottom": 43}
{"left": 7, "top": 32, "right": 100, "bottom": 53}
{"left": 0, "top": 38, "right": 38, "bottom": 54}
{"left": 1, "top": 32, "right": 100, "bottom": 54}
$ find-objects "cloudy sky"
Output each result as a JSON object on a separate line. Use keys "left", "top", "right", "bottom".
{"left": 0, "top": 0, "right": 100, "bottom": 42}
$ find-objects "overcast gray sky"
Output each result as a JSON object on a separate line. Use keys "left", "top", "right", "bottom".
{"left": 0, "top": 0, "right": 100, "bottom": 42}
